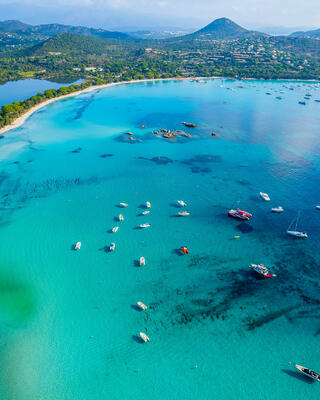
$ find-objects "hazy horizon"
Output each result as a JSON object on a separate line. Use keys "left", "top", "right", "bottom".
{"left": 0, "top": 0, "right": 319, "bottom": 33}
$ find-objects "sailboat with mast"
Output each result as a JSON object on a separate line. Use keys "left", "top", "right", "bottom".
{"left": 287, "top": 212, "right": 308, "bottom": 238}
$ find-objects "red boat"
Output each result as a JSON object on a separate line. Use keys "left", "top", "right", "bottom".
{"left": 228, "top": 209, "right": 252, "bottom": 220}
{"left": 181, "top": 246, "right": 190, "bottom": 255}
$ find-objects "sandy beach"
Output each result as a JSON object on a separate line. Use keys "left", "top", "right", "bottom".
{"left": 0, "top": 77, "right": 211, "bottom": 136}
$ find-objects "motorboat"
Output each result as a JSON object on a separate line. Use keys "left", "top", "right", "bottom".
{"left": 140, "top": 257, "right": 146, "bottom": 266}
{"left": 250, "top": 263, "right": 276, "bottom": 278}
{"left": 177, "top": 200, "right": 187, "bottom": 207}
{"left": 137, "top": 302, "right": 147, "bottom": 310}
{"left": 316, "top": 205, "right": 320, "bottom": 210}
{"left": 75, "top": 242, "right": 81, "bottom": 250}
{"left": 140, "top": 332, "right": 150, "bottom": 342}
{"left": 272, "top": 206, "right": 284, "bottom": 213}
{"left": 260, "top": 192, "right": 270, "bottom": 201}
{"left": 287, "top": 230, "right": 308, "bottom": 238}
{"left": 146, "top": 202, "right": 151, "bottom": 208}
{"left": 141, "top": 211, "right": 150, "bottom": 215}
{"left": 109, "top": 243, "right": 116, "bottom": 251}
{"left": 178, "top": 211, "right": 190, "bottom": 216}
{"left": 112, "top": 226, "right": 119, "bottom": 233}
{"left": 287, "top": 212, "right": 308, "bottom": 238}
{"left": 181, "top": 246, "right": 190, "bottom": 254}
{"left": 140, "top": 223, "right": 150, "bottom": 228}
{"left": 119, "top": 214, "right": 124, "bottom": 221}
{"left": 228, "top": 209, "right": 252, "bottom": 220}
{"left": 295, "top": 365, "right": 320, "bottom": 381}
{"left": 120, "top": 203, "right": 128, "bottom": 207}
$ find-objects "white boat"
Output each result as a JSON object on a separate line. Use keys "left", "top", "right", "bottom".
{"left": 296, "top": 365, "right": 320, "bottom": 381}
{"left": 177, "top": 200, "right": 187, "bottom": 207}
{"left": 287, "top": 212, "right": 308, "bottom": 238}
{"left": 140, "top": 257, "right": 146, "bottom": 266}
{"left": 120, "top": 203, "right": 128, "bottom": 207}
{"left": 140, "top": 332, "right": 150, "bottom": 342}
{"left": 260, "top": 192, "right": 270, "bottom": 201}
{"left": 141, "top": 210, "right": 150, "bottom": 215}
{"left": 178, "top": 211, "right": 190, "bottom": 216}
{"left": 137, "top": 301, "right": 147, "bottom": 310}
{"left": 271, "top": 206, "right": 284, "bottom": 213}
{"left": 140, "top": 223, "right": 150, "bottom": 228}
{"left": 250, "top": 263, "right": 276, "bottom": 278}
{"left": 316, "top": 206, "right": 320, "bottom": 210}
{"left": 109, "top": 243, "right": 116, "bottom": 251}
{"left": 119, "top": 214, "right": 124, "bottom": 221}
{"left": 75, "top": 242, "right": 81, "bottom": 250}
{"left": 146, "top": 202, "right": 151, "bottom": 208}
{"left": 112, "top": 226, "right": 119, "bottom": 233}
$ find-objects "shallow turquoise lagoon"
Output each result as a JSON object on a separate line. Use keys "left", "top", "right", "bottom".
{"left": 1, "top": 79, "right": 320, "bottom": 399}
{"left": 0, "top": 78, "right": 83, "bottom": 107}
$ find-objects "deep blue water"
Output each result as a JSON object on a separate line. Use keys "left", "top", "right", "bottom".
{"left": 0, "top": 78, "right": 320, "bottom": 400}
{"left": 0, "top": 78, "right": 83, "bottom": 106}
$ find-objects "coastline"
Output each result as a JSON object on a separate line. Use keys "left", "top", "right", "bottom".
{"left": 1, "top": 75, "right": 319, "bottom": 136}
{"left": 0, "top": 77, "right": 211, "bottom": 136}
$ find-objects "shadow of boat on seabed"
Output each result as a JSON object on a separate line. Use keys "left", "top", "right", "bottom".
{"left": 282, "top": 369, "right": 315, "bottom": 384}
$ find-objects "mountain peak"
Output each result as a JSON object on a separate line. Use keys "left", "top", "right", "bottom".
{"left": 192, "top": 17, "right": 265, "bottom": 40}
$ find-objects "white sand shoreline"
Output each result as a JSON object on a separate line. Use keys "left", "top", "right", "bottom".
{"left": 0, "top": 77, "right": 214, "bottom": 136}
{"left": 1, "top": 75, "right": 319, "bottom": 136}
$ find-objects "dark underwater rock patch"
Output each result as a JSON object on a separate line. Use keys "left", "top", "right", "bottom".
{"left": 181, "top": 154, "right": 222, "bottom": 165}
{"left": 100, "top": 154, "right": 114, "bottom": 158}
{"left": 245, "top": 305, "right": 297, "bottom": 331}
{"left": 152, "top": 156, "right": 173, "bottom": 164}
{"left": 71, "top": 147, "right": 82, "bottom": 153}
{"left": 114, "top": 134, "right": 142, "bottom": 144}
{"left": 67, "top": 94, "right": 95, "bottom": 122}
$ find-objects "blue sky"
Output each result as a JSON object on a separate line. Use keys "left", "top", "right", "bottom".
{"left": 0, "top": 0, "right": 319, "bottom": 31}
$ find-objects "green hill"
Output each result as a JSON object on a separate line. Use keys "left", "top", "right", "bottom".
{"left": 191, "top": 17, "right": 266, "bottom": 40}
{"left": 0, "top": 19, "right": 129, "bottom": 40}
{"left": 23, "top": 33, "right": 115, "bottom": 57}
{"left": 290, "top": 28, "right": 320, "bottom": 39}
{"left": 0, "top": 20, "right": 31, "bottom": 32}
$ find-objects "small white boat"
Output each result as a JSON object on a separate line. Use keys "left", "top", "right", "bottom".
{"left": 250, "top": 263, "right": 276, "bottom": 278}
{"left": 140, "top": 223, "right": 150, "bottom": 228}
{"left": 112, "top": 226, "right": 119, "bottom": 233}
{"left": 177, "top": 200, "right": 187, "bottom": 207}
{"left": 140, "top": 332, "right": 150, "bottom": 342}
{"left": 146, "top": 202, "right": 151, "bottom": 208}
{"left": 316, "top": 206, "right": 320, "bottom": 210}
{"left": 260, "top": 192, "right": 270, "bottom": 201}
{"left": 141, "top": 210, "right": 150, "bottom": 215}
{"left": 296, "top": 365, "right": 320, "bottom": 381}
{"left": 271, "top": 206, "right": 284, "bottom": 213}
{"left": 287, "top": 230, "right": 308, "bottom": 238}
{"left": 109, "top": 243, "right": 116, "bottom": 251}
{"left": 178, "top": 211, "right": 190, "bottom": 216}
{"left": 137, "top": 302, "right": 147, "bottom": 310}
{"left": 120, "top": 203, "right": 128, "bottom": 208}
{"left": 75, "top": 242, "right": 81, "bottom": 250}
{"left": 287, "top": 212, "right": 308, "bottom": 238}
{"left": 140, "top": 257, "right": 146, "bottom": 266}
{"left": 119, "top": 214, "right": 124, "bottom": 221}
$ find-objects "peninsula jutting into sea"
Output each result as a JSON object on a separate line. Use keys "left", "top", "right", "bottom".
{"left": 1, "top": 6, "right": 320, "bottom": 400}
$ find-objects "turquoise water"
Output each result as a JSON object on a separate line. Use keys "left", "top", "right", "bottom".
{"left": 1, "top": 78, "right": 320, "bottom": 399}
{"left": 0, "top": 78, "right": 83, "bottom": 106}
